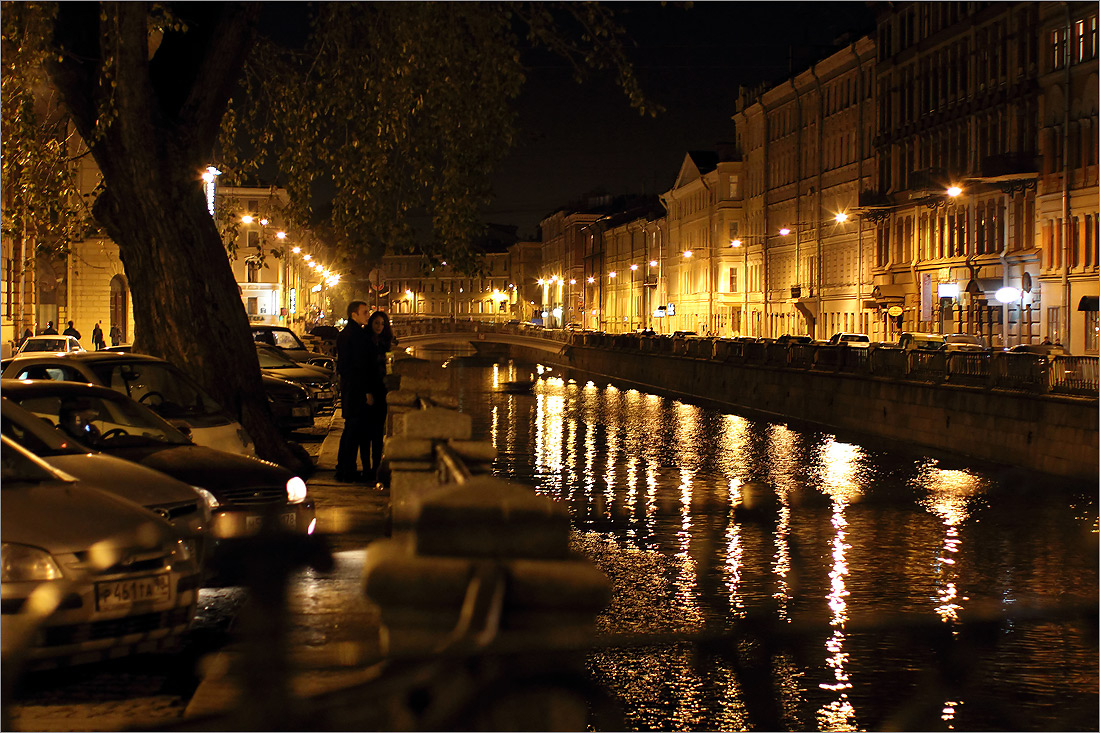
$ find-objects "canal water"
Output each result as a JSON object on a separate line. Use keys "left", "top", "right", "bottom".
{"left": 408, "top": 347, "right": 1098, "bottom": 731}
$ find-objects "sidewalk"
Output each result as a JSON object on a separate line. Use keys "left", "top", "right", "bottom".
{"left": 183, "top": 411, "right": 391, "bottom": 721}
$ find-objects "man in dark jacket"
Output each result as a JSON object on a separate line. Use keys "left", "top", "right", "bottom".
{"left": 334, "top": 300, "right": 372, "bottom": 482}
{"left": 62, "top": 320, "right": 81, "bottom": 340}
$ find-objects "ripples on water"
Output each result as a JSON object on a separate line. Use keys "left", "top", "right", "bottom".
{"left": 422, "top": 351, "right": 1098, "bottom": 731}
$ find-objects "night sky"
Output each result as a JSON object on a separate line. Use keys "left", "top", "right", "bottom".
{"left": 488, "top": 1, "right": 877, "bottom": 239}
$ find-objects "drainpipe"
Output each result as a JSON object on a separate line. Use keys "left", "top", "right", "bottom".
{"left": 701, "top": 177, "right": 714, "bottom": 335}
{"left": 761, "top": 97, "right": 772, "bottom": 337}
{"left": 810, "top": 67, "right": 825, "bottom": 340}
{"left": 853, "top": 43, "right": 866, "bottom": 336}
{"left": 793, "top": 79, "right": 805, "bottom": 311}
{"left": 998, "top": 188, "right": 1013, "bottom": 348}
{"left": 1060, "top": 2, "right": 1072, "bottom": 349}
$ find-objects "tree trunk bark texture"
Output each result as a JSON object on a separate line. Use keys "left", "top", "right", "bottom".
{"left": 93, "top": 175, "right": 302, "bottom": 471}
{"left": 42, "top": 3, "right": 304, "bottom": 471}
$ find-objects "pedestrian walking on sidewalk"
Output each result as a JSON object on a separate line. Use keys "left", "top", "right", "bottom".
{"left": 362, "top": 310, "right": 394, "bottom": 484}
{"left": 334, "top": 300, "right": 372, "bottom": 482}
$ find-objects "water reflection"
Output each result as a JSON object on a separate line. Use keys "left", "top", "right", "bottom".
{"left": 423, "top": 352, "right": 1097, "bottom": 731}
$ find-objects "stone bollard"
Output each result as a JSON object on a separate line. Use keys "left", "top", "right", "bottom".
{"left": 363, "top": 475, "right": 610, "bottom": 655}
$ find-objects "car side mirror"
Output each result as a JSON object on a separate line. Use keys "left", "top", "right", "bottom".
{"left": 169, "top": 420, "right": 193, "bottom": 439}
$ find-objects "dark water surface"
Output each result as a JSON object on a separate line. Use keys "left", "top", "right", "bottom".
{"left": 410, "top": 348, "right": 1098, "bottom": 731}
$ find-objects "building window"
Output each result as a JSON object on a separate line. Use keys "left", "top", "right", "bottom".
{"left": 729, "top": 268, "right": 739, "bottom": 293}
{"left": 246, "top": 259, "right": 261, "bottom": 283}
{"left": 1052, "top": 27, "right": 1067, "bottom": 69}
{"left": 1085, "top": 310, "right": 1099, "bottom": 353}
{"left": 1047, "top": 306, "right": 1060, "bottom": 341}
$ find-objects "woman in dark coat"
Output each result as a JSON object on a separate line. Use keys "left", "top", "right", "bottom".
{"left": 362, "top": 310, "right": 395, "bottom": 483}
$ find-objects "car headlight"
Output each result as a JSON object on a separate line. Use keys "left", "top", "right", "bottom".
{"left": 2, "top": 543, "right": 63, "bottom": 582}
{"left": 286, "top": 476, "right": 308, "bottom": 504}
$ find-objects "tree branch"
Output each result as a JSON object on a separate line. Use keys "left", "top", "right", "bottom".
{"left": 151, "top": 2, "right": 259, "bottom": 165}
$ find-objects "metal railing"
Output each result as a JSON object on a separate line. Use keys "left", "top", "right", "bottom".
{"left": 390, "top": 319, "right": 1100, "bottom": 399}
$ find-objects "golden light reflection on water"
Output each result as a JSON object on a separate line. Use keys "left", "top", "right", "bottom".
{"left": 773, "top": 503, "right": 793, "bottom": 621}
{"left": 725, "top": 477, "right": 746, "bottom": 618}
{"left": 914, "top": 461, "right": 987, "bottom": 729}
{"left": 816, "top": 498, "right": 858, "bottom": 731}
{"left": 626, "top": 455, "right": 639, "bottom": 541}
{"left": 675, "top": 468, "right": 704, "bottom": 624}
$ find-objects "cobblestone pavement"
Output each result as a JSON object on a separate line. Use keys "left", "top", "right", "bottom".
{"left": 7, "top": 411, "right": 390, "bottom": 732}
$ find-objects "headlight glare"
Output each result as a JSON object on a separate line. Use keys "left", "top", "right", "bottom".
{"left": 193, "top": 486, "right": 219, "bottom": 510}
{"left": 286, "top": 476, "right": 308, "bottom": 504}
{"left": 2, "top": 543, "right": 63, "bottom": 582}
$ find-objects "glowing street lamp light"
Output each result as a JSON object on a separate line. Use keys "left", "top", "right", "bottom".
{"left": 946, "top": 185, "right": 963, "bottom": 197}
{"left": 291, "top": 246, "right": 301, "bottom": 254}
{"left": 259, "top": 218, "right": 269, "bottom": 226}
{"left": 276, "top": 231, "right": 287, "bottom": 240}
{"left": 303, "top": 254, "right": 312, "bottom": 261}
{"left": 778, "top": 228, "right": 791, "bottom": 236}
{"left": 834, "top": 212, "right": 849, "bottom": 223}
{"left": 731, "top": 239, "right": 742, "bottom": 248}
{"left": 649, "top": 260, "right": 658, "bottom": 267}
{"left": 683, "top": 250, "right": 693, "bottom": 258}
{"left": 587, "top": 276, "right": 595, "bottom": 284}
{"left": 608, "top": 271, "right": 617, "bottom": 278}
{"left": 630, "top": 264, "right": 638, "bottom": 271}
{"left": 241, "top": 215, "right": 254, "bottom": 224}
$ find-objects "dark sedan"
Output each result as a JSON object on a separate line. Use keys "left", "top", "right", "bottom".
{"left": 1, "top": 380, "right": 316, "bottom": 543}
{"left": 256, "top": 345, "right": 337, "bottom": 414}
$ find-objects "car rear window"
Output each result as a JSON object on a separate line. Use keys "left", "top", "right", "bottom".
{"left": 89, "top": 361, "right": 225, "bottom": 420}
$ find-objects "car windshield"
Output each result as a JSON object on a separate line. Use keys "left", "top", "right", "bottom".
{"left": 257, "top": 347, "right": 300, "bottom": 369}
{"left": 10, "top": 392, "right": 192, "bottom": 450}
{"left": 254, "top": 329, "right": 305, "bottom": 351}
{"left": 1, "top": 400, "right": 88, "bottom": 457}
{"left": 20, "top": 338, "right": 68, "bottom": 353}
{"left": 89, "top": 360, "right": 226, "bottom": 420}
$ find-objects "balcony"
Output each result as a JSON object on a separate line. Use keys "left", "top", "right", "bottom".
{"left": 978, "top": 152, "right": 1038, "bottom": 179}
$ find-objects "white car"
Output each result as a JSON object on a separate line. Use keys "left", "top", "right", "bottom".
{"left": 0, "top": 352, "right": 256, "bottom": 457}
{"left": 14, "top": 335, "right": 85, "bottom": 357}
{"left": 1, "top": 435, "right": 200, "bottom": 670}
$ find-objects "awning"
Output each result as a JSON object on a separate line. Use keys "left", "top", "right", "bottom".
{"left": 1078, "top": 296, "right": 1099, "bottom": 312}
{"left": 871, "top": 284, "right": 906, "bottom": 302}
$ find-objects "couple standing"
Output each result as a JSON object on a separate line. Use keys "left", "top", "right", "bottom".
{"left": 335, "top": 301, "right": 395, "bottom": 484}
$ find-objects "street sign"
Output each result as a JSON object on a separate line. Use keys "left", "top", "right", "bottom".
{"left": 887, "top": 305, "right": 903, "bottom": 317}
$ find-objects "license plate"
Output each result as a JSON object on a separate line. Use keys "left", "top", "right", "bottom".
{"left": 292, "top": 406, "right": 311, "bottom": 416}
{"left": 96, "top": 574, "right": 171, "bottom": 611}
{"left": 316, "top": 390, "right": 333, "bottom": 400}
{"left": 245, "top": 512, "right": 297, "bottom": 531}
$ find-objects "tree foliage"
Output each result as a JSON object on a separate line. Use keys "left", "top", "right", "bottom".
{"left": 1, "top": 1, "right": 650, "bottom": 467}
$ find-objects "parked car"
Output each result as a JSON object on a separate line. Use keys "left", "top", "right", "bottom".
{"left": 1, "top": 396, "right": 215, "bottom": 567}
{"left": 256, "top": 345, "right": 337, "bottom": 414}
{"left": 1, "top": 352, "right": 256, "bottom": 457}
{"left": 1, "top": 435, "right": 201, "bottom": 669}
{"left": 943, "top": 333, "right": 986, "bottom": 352}
{"left": 1006, "top": 342, "right": 1066, "bottom": 356}
{"left": 14, "top": 335, "right": 85, "bottom": 357}
{"left": 671, "top": 330, "right": 699, "bottom": 338}
{"left": 826, "top": 332, "right": 871, "bottom": 347}
{"left": 897, "top": 332, "right": 946, "bottom": 352}
{"left": 1, "top": 380, "right": 316, "bottom": 545}
{"left": 251, "top": 326, "right": 333, "bottom": 370}
{"left": 776, "top": 334, "right": 813, "bottom": 345}
{"left": 263, "top": 374, "right": 315, "bottom": 432}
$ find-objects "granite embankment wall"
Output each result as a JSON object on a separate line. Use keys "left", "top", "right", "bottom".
{"left": 508, "top": 344, "right": 1098, "bottom": 482}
